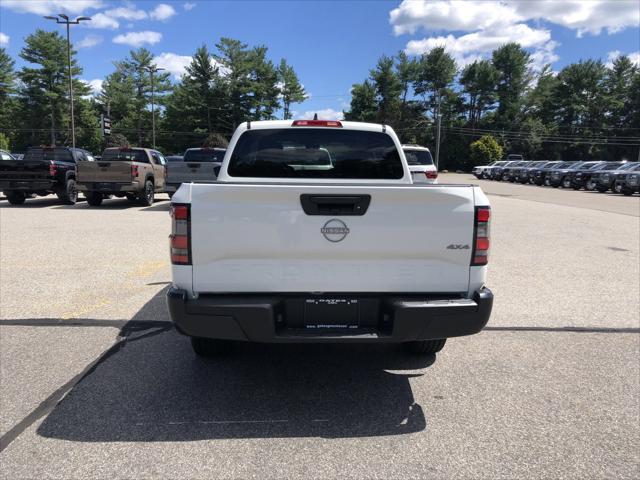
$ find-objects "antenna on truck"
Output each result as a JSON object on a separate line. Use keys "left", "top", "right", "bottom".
{"left": 313, "top": 113, "right": 318, "bottom": 120}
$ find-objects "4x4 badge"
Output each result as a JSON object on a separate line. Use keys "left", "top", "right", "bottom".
{"left": 446, "top": 244, "right": 470, "bottom": 249}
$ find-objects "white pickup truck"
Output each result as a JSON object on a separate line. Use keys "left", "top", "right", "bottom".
{"left": 167, "top": 119, "right": 493, "bottom": 357}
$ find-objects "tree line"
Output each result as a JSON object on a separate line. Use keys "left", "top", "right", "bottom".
{"left": 0, "top": 30, "right": 306, "bottom": 154}
{"left": 344, "top": 44, "right": 639, "bottom": 169}
{"left": 1, "top": 30, "right": 638, "bottom": 169}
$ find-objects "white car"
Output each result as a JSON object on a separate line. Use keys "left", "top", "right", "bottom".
{"left": 402, "top": 144, "right": 438, "bottom": 183}
{"left": 472, "top": 161, "right": 498, "bottom": 179}
{"left": 167, "top": 120, "right": 493, "bottom": 358}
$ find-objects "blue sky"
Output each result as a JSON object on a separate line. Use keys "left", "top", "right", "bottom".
{"left": 1, "top": 1, "right": 639, "bottom": 119}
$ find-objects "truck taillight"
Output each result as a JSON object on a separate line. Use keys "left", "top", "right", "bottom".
{"left": 471, "top": 206, "right": 490, "bottom": 266}
{"left": 425, "top": 171, "right": 438, "bottom": 179}
{"left": 170, "top": 204, "right": 191, "bottom": 265}
{"left": 49, "top": 161, "right": 57, "bottom": 176}
{"left": 131, "top": 164, "right": 139, "bottom": 177}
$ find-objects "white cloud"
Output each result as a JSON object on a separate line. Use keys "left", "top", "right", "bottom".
{"left": 81, "top": 78, "right": 103, "bottom": 97}
{"left": 150, "top": 3, "right": 176, "bottom": 21}
{"left": 391, "top": 1, "right": 519, "bottom": 35}
{"left": 154, "top": 52, "right": 192, "bottom": 79}
{"left": 0, "top": 33, "right": 9, "bottom": 46}
{"left": 297, "top": 109, "right": 345, "bottom": 121}
{"left": 390, "top": 1, "right": 639, "bottom": 37}
{"left": 405, "top": 23, "right": 554, "bottom": 67}
{"left": 76, "top": 34, "right": 103, "bottom": 49}
{"left": 0, "top": 0, "right": 103, "bottom": 15}
{"left": 0, "top": 0, "right": 165, "bottom": 32}
{"left": 183, "top": 2, "right": 196, "bottom": 11}
{"left": 606, "top": 50, "right": 640, "bottom": 68}
{"left": 514, "top": 0, "right": 639, "bottom": 37}
{"left": 104, "top": 6, "right": 147, "bottom": 21}
{"left": 153, "top": 52, "right": 226, "bottom": 80}
{"left": 89, "top": 12, "right": 120, "bottom": 29}
{"left": 394, "top": 1, "right": 580, "bottom": 70}
{"left": 529, "top": 40, "right": 560, "bottom": 72}
{"left": 113, "top": 31, "right": 162, "bottom": 47}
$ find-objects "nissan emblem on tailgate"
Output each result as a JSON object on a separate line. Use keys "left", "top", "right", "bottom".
{"left": 321, "top": 219, "right": 349, "bottom": 242}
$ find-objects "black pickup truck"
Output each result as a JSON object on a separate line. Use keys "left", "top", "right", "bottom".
{"left": 0, "top": 146, "right": 95, "bottom": 205}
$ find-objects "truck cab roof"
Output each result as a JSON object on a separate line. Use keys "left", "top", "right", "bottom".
{"left": 401, "top": 144, "right": 431, "bottom": 152}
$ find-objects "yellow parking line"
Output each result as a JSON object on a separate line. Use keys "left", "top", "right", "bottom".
{"left": 61, "top": 298, "right": 111, "bottom": 320}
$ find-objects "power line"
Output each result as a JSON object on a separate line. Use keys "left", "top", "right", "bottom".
{"left": 441, "top": 129, "right": 640, "bottom": 147}
{"left": 446, "top": 126, "right": 640, "bottom": 142}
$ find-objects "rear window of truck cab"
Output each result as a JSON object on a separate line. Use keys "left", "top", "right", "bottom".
{"left": 183, "top": 149, "right": 225, "bottom": 162}
{"left": 102, "top": 149, "right": 148, "bottom": 163}
{"left": 227, "top": 129, "right": 404, "bottom": 179}
{"left": 24, "top": 148, "right": 74, "bottom": 162}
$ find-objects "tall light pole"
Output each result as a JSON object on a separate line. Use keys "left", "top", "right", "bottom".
{"left": 44, "top": 14, "right": 91, "bottom": 148}
{"left": 435, "top": 113, "right": 442, "bottom": 170}
{"left": 143, "top": 66, "right": 165, "bottom": 149}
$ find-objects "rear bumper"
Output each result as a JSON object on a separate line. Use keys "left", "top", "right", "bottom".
{"left": 77, "top": 182, "right": 139, "bottom": 193}
{"left": 549, "top": 176, "right": 562, "bottom": 186}
{"left": 0, "top": 179, "right": 55, "bottom": 191}
{"left": 571, "top": 177, "right": 587, "bottom": 187}
{"left": 167, "top": 287, "right": 493, "bottom": 343}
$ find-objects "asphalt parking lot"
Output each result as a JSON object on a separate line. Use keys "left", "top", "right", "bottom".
{"left": 1, "top": 173, "right": 639, "bottom": 479}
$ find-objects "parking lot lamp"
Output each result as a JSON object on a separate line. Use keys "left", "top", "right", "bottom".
{"left": 44, "top": 14, "right": 91, "bottom": 148}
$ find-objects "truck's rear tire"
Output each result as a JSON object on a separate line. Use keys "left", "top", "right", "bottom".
{"left": 85, "top": 191, "right": 103, "bottom": 206}
{"left": 57, "top": 178, "right": 78, "bottom": 205}
{"left": 403, "top": 339, "right": 446, "bottom": 355}
{"left": 6, "top": 191, "right": 26, "bottom": 205}
{"left": 140, "top": 180, "right": 154, "bottom": 206}
{"left": 190, "top": 337, "right": 228, "bottom": 357}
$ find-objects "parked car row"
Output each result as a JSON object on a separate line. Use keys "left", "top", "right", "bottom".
{"left": 1, "top": 143, "right": 439, "bottom": 206}
{"left": 473, "top": 159, "right": 640, "bottom": 195}
{"left": 0, "top": 146, "right": 227, "bottom": 206}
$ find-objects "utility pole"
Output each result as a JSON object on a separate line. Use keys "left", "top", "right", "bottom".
{"left": 435, "top": 93, "right": 442, "bottom": 170}
{"left": 143, "top": 66, "right": 165, "bottom": 149}
{"left": 44, "top": 14, "right": 91, "bottom": 148}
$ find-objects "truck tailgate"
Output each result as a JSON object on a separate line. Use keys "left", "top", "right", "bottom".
{"left": 189, "top": 183, "right": 475, "bottom": 293}
{"left": 78, "top": 161, "right": 132, "bottom": 183}
{"left": 167, "top": 162, "right": 218, "bottom": 184}
{"left": 0, "top": 160, "right": 50, "bottom": 180}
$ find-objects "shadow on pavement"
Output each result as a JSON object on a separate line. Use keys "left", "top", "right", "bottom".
{"left": 36, "top": 288, "right": 434, "bottom": 442}
{"left": 141, "top": 201, "right": 170, "bottom": 212}
{"left": 0, "top": 196, "right": 75, "bottom": 208}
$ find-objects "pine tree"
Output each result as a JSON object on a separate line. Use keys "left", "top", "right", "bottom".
{"left": 369, "top": 55, "right": 401, "bottom": 124}
{"left": 492, "top": 43, "right": 531, "bottom": 128}
{"left": 344, "top": 81, "right": 377, "bottom": 122}
{"left": 277, "top": 59, "right": 306, "bottom": 120}
{"left": 17, "top": 29, "right": 89, "bottom": 147}
{"left": 0, "top": 47, "right": 17, "bottom": 145}
{"left": 111, "top": 48, "right": 172, "bottom": 146}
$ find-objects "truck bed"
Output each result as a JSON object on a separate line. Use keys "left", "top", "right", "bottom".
{"left": 166, "top": 161, "right": 219, "bottom": 186}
